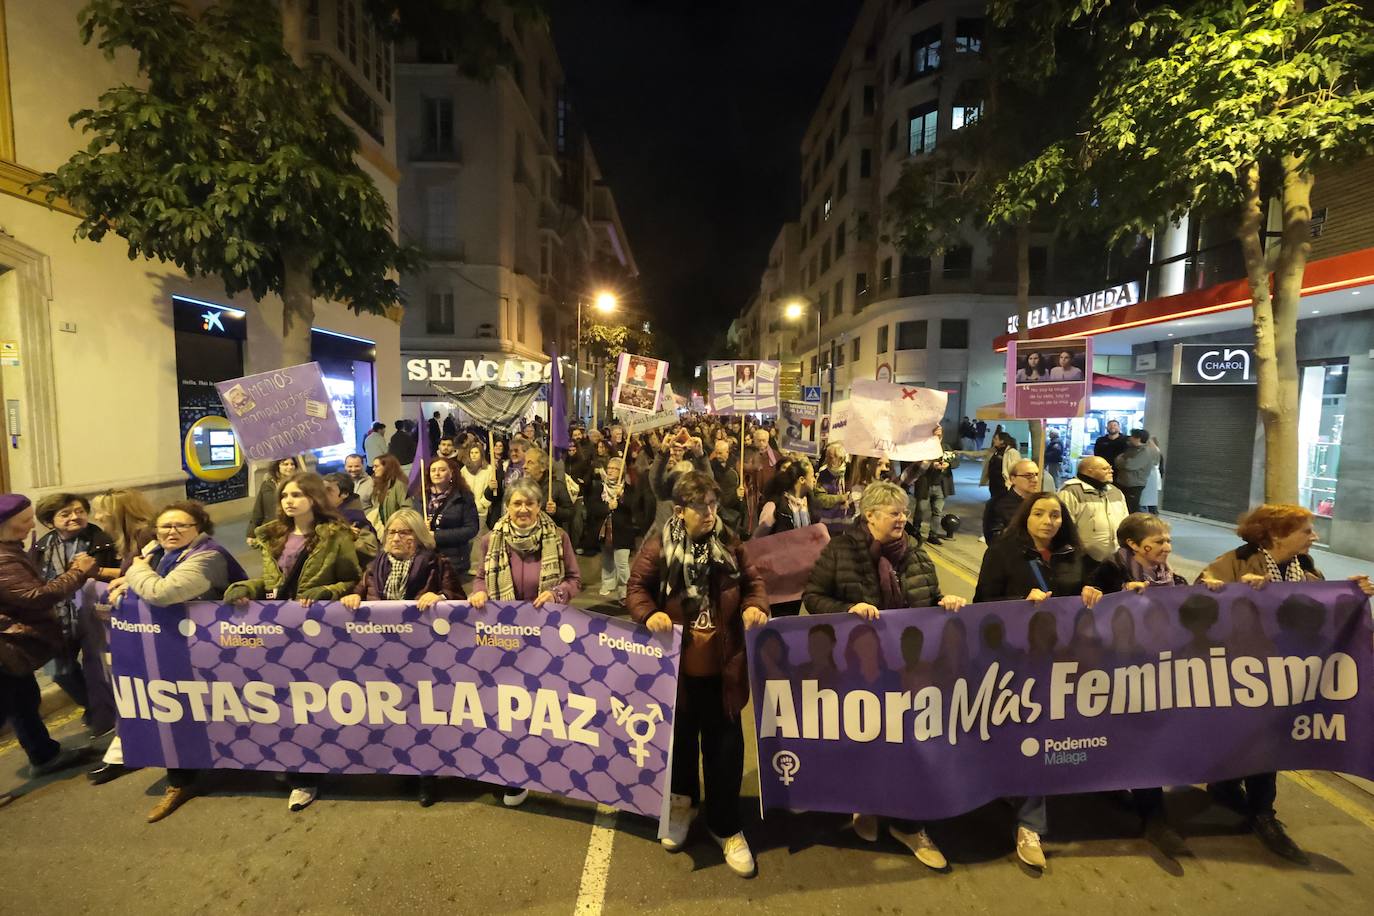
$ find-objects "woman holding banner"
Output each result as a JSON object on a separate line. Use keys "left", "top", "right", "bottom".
{"left": 343, "top": 508, "right": 464, "bottom": 807}
{"left": 1196, "top": 503, "right": 1374, "bottom": 865}
{"left": 225, "top": 472, "right": 362, "bottom": 813}
{"left": 627, "top": 471, "right": 770, "bottom": 878}
{"left": 468, "top": 477, "right": 582, "bottom": 809}
{"left": 973, "top": 491, "right": 1101, "bottom": 869}
{"left": 106, "top": 500, "right": 248, "bottom": 821}
{"left": 802, "top": 480, "right": 965, "bottom": 871}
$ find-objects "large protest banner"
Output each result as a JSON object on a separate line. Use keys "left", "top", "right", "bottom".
{"left": 216, "top": 362, "right": 345, "bottom": 461}
{"left": 747, "top": 583, "right": 1374, "bottom": 822}
{"left": 110, "top": 598, "right": 681, "bottom": 820}
{"left": 832, "top": 380, "right": 946, "bottom": 460}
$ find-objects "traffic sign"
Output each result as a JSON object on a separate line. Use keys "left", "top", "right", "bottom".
{"left": 801, "top": 386, "right": 822, "bottom": 403}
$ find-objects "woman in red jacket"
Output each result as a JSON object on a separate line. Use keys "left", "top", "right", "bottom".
{"left": 626, "top": 471, "right": 770, "bottom": 878}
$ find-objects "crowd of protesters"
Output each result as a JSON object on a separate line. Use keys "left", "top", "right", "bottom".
{"left": 1, "top": 407, "right": 1370, "bottom": 880}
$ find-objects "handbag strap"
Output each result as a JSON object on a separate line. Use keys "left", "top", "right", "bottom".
{"left": 1027, "top": 558, "right": 1051, "bottom": 593}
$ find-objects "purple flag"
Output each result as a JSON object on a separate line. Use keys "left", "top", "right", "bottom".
{"left": 549, "top": 344, "right": 571, "bottom": 455}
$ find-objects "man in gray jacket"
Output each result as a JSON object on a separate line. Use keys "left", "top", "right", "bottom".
{"left": 1059, "top": 456, "right": 1131, "bottom": 562}
{"left": 1114, "top": 428, "right": 1161, "bottom": 513}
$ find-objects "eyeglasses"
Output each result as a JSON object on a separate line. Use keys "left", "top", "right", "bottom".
{"left": 1013, "top": 472, "right": 1041, "bottom": 480}
{"left": 686, "top": 501, "right": 719, "bottom": 514}
{"left": 386, "top": 530, "right": 417, "bottom": 540}
{"left": 156, "top": 523, "right": 196, "bottom": 532}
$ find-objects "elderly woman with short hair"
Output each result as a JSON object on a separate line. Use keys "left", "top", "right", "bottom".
{"left": 468, "top": 477, "right": 581, "bottom": 808}
{"left": 1197, "top": 503, "right": 1374, "bottom": 865}
{"left": 803, "top": 480, "right": 965, "bottom": 871}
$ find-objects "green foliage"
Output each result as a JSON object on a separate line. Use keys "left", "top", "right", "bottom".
{"left": 45, "top": 0, "right": 419, "bottom": 315}
{"left": 372, "top": 0, "right": 547, "bottom": 79}
{"left": 583, "top": 321, "right": 652, "bottom": 360}
{"left": 996, "top": 0, "right": 1374, "bottom": 242}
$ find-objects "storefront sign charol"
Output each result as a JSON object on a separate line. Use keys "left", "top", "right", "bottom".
{"left": 747, "top": 583, "right": 1374, "bottom": 821}
{"left": 1006, "top": 281, "right": 1141, "bottom": 334}
{"left": 108, "top": 598, "right": 681, "bottom": 820}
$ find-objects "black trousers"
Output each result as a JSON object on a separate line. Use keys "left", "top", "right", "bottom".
{"left": 167, "top": 768, "right": 197, "bottom": 789}
{"left": 1215, "top": 773, "right": 1278, "bottom": 818}
{"left": 1122, "top": 486, "right": 1145, "bottom": 514}
{"left": 671, "top": 676, "right": 744, "bottom": 838}
{"left": 0, "top": 669, "right": 61, "bottom": 766}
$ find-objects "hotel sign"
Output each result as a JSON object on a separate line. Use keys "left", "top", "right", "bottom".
{"left": 1005, "top": 281, "right": 1141, "bottom": 334}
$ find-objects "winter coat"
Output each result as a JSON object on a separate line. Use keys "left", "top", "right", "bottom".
{"left": 1057, "top": 477, "right": 1131, "bottom": 562}
{"left": 913, "top": 454, "right": 958, "bottom": 500}
{"left": 626, "top": 533, "right": 769, "bottom": 717}
{"left": 353, "top": 547, "right": 465, "bottom": 601}
{"left": 1115, "top": 442, "right": 1159, "bottom": 489}
{"left": 1199, "top": 544, "right": 1323, "bottom": 585}
{"left": 0, "top": 541, "right": 91, "bottom": 674}
{"left": 979, "top": 446, "right": 1022, "bottom": 494}
{"left": 710, "top": 459, "right": 747, "bottom": 536}
{"left": 983, "top": 490, "right": 1026, "bottom": 543}
{"left": 123, "top": 534, "right": 247, "bottom": 606}
{"left": 1093, "top": 433, "right": 1129, "bottom": 469}
{"left": 803, "top": 521, "right": 944, "bottom": 615}
{"left": 248, "top": 475, "right": 282, "bottom": 533}
{"left": 974, "top": 535, "right": 1093, "bottom": 603}
{"left": 428, "top": 488, "right": 480, "bottom": 575}
{"left": 31, "top": 523, "right": 119, "bottom": 581}
{"left": 375, "top": 480, "right": 414, "bottom": 526}
{"left": 225, "top": 521, "right": 361, "bottom": 602}
{"left": 813, "top": 464, "right": 852, "bottom": 532}
{"left": 584, "top": 481, "right": 645, "bottom": 552}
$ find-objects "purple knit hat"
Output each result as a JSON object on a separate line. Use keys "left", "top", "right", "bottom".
{"left": 0, "top": 493, "right": 31, "bottom": 524}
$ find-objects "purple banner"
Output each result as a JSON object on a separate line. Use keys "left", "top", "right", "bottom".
{"left": 215, "top": 361, "right": 344, "bottom": 461}
{"left": 109, "top": 598, "right": 681, "bottom": 820}
{"left": 747, "top": 583, "right": 1374, "bottom": 821}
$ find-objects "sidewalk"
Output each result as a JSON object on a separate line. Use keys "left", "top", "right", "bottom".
{"left": 929, "top": 459, "right": 1372, "bottom": 584}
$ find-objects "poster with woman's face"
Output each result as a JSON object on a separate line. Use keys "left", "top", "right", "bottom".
{"left": 613, "top": 352, "right": 668, "bottom": 414}
{"left": 735, "top": 362, "right": 758, "bottom": 394}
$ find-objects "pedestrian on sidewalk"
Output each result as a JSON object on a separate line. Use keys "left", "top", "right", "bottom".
{"left": 1114, "top": 429, "right": 1160, "bottom": 513}
{"left": 979, "top": 431, "right": 1021, "bottom": 503}
{"left": 974, "top": 419, "right": 987, "bottom": 449}
{"left": 105, "top": 500, "right": 247, "bottom": 819}
{"left": 1057, "top": 456, "right": 1131, "bottom": 563}
{"left": 627, "top": 471, "right": 770, "bottom": 878}
{"left": 1142, "top": 436, "right": 1164, "bottom": 514}
{"left": 1093, "top": 419, "right": 1129, "bottom": 468}
{"left": 908, "top": 426, "right": 958, "bottom": 544}
{"left": 0, "top": 495, "right": 99, "bottom": 798}
{"left": 802, "top": 480, "right": 965, "bottom": 871}
{"left": 958, "top": 417, "right": 977, "bottom": 451}
{"left": 1196, "top": 503, "right": 1374, "bottom": 865}
{"left": 1043, "top": 431, "right": 1065, "bottom": 490}
{"left": 973, "top": 491, "right": 1103, "bottom": 870}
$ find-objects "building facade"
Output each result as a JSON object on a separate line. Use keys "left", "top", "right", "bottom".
{"left": 0, "top": 0, "right": 403, "bottom": 510}
{"left": 395, "top": 17, "right": 637, "bottom": 419}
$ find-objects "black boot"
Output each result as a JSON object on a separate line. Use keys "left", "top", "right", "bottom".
{"left": 1143, "top": 815, "right": 1191, "bottom": 859}
{"left": 1252, "top": 814, "right": 1309, "bottom": 865}
{"left": 87, "top": 762, "right": 132, "bottom": 786}
{"left": 418, "top": 776, "right": 438, "bottom": 808}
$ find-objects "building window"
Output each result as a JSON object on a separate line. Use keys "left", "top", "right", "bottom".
{"left": 897, "top": 320, "right": 928, "bottom": 350}
{"left": 955, "top": 18, "right": 984, "bottom": 54}
{"left": 908, "top": 102, "right": 938, "bottom": 156}
{"left": 811, "top": 158, "right": 821, "bottom": 186}
{"left": 819, "top": 290, "right": 830, "bottom": 321}
{"left": 426, "top": 291, "right": 455, "bottom": 334}
{"left": 880, "top": 256, "right": 893, "bottom": 291}
{"left": 835, "top": 221, "right": 847, "bottom": 256}
{"left": 856, "top": 272, "right": 869, "bottom": 299}
{"left": 811, "top": 355, "right": 818, "bottom": 376}
{"left": 910, "top": 25, "right": 941, "bottom": 78}
{"left": 840, "top": 103, "right": 851, "bottom": 138}
{"left": 823, "top": 192, "right": 833, "bottom": 221}
{"left": 425, "top": 186, "right": 458, "bottom": 253}
{"left": 810, "top": 253, "right": 819, "bottom": 285}
{"left": 801, "top": 222, "right": 809, "bottom": 246}
{"left": 860, "top": 148, "right": 872, "bottom": 178}
{"left": 1299, "top": 361, "right": 1347, "bottom": 519}
{"left": 837, "top": 162, "right": 849, "bottom": 198}
{"left": 863, "top": 85, "right": 875, "bottom": 115}
{"left": 940, "top": 319, "right": 969, "bottom": 349}
{"left": 834, "top": 278, "right": 845, "bottom": 314}
{"left": 890, "top": 51, "right": 902, "bottom": 85}
{"left": 899, "top": 253, "right": 930, "bottom": 296}
{"left": 306, "top": 0, "right": 320, "bottom": 40}
{"left": 952, "top": 99, "right": 982, "bottom": 131}
{"left": 943, "top": 245, "right": 973, "bottom": 279}
{"left": 810, "top": 207, "right": 820, "bottom": 235}
{"left": 887, "top": 121, "right": 898, "bottom": 153}
{"left": 835, "top": 339, "right": 846, "bottom": 366}
{"left": 821, "top": 239, "right": 832, "bottom": 273}
{"left": 421, "top": 97, "right": 454, "bottom": 156}
{"left": 852, "top": 337, "right": 861, "bottom": 362}
{"left": 824, "top": 132, "right": 835, "bottom": 165}
{"left": 877, "top": 324, "right": 889, "bottom": 353}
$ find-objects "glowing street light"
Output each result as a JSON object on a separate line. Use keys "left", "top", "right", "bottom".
{"left": 594, "top": 291, "right": 618, "bottom": 314}
{"left": 784, "top": 300, "right": 804, "bottom": 321}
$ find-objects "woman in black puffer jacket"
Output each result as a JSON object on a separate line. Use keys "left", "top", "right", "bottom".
{"left": 424, "top": 457, "right": 480, "bottom": 577}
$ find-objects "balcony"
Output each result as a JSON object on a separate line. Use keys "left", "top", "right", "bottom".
{"left": 408, "top": 137, "right": 462, "bottom": 164}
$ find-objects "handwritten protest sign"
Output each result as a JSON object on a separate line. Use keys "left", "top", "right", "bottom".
{"left": 215, "top": 362, "right": 344, "bottom": 461}
{"left": 831, "top": 380, "right": 945, "bottom": 460}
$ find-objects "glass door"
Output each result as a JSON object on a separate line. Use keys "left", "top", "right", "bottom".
{"left": 1298, "top": 361, "right": 1347, "bottom": 541}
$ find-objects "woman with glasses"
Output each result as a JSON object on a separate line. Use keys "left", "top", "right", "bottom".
{"left": 626, "top": 471, "right": 770, "bottom": 878}
{"left": 468, "top": 477, "right": 581, "bottom": 808}
{"left": 342, "top": 508, "right": 463, "bottom": 807}
{"left": 225, "top": 472, "right": 361, "bottom": 812}
{"left": 803, "top": 480, "right": 966, "bottom": 871}
{"left": 105, "top": 500, "right": 247, "bottom": 820}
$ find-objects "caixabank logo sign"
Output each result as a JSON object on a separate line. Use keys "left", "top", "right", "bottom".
{"left": 1020, "top": 735, "right": 1109, "bottom": 766}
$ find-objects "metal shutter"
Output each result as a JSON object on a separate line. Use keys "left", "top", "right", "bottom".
{"left": 1163, "top": 385, "right": 1256, "bottom": 522}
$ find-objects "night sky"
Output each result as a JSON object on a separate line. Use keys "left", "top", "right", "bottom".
{"left": 553, "top": 0, "right": 862, "bottom": 370}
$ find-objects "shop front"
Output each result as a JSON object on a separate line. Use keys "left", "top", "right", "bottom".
{"left": 403, "top": 350, "right": 552, "bottom": 429}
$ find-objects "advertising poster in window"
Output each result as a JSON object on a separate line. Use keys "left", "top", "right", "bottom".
{"left": 1006, "top": 338, "right": 1093, "bottom": 419}
{"left": 708, "top": 360, "right": 780, "bottom": 415}
{"left": 611, "top": 352, "right": 668, "bottom": 415}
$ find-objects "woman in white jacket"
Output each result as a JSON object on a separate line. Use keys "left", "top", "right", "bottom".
{"left": 460, "top": 443, "right": 494, "bottom": 522}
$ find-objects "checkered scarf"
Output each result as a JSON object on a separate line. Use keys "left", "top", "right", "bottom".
{"left": 659, "top": 515, "right": 736, "bottom": 612}
{"left": 1262, "top": 549, "right": 1306, "bottom": 584}
{"left": 484, "top": 512, "right": 565, "bottom": 601}
{"left": 383, "top": 556, "right": 413, "bottom": 601}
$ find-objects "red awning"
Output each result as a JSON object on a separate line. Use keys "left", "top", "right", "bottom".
{"left": 1092, "top": 373, "right": 1146, "bottom": 396}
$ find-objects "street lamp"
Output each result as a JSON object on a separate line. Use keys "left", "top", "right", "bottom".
{"left": 784, "top": 297, "right": 823, "bottom": 387}
{"left": 577, "top": 290, "right": 618, "bottom": 420}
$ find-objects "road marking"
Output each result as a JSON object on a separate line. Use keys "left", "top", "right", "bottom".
{"left": 573, "top": 803, "right": 619, "bottom": 915}
{"left": 931, "top": 550, "right": 978, "bottom": 587}
{"left": 0, "top": 707, "right": 85, "bottom": 758}
{"left": 1283, "top": 770, "right": 1374, "bottom": 832}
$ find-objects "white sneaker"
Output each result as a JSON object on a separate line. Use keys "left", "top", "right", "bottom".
{"left": 709, "top": 830, "right": 757, "bottom": 878}
{"left": 287, "top": 787, "right": 317, "bottom": 812}
{"left": 852, "top": 812, "right": 879, "bottom": 842}
{"left": 503, "top": 788, "right": 529, "bottom": 808}
{"left": 890, "top": 825, "right": 949, "bottom": 871}
{"left": 661, "top": 793, "right": 694, "bottom": 851}
{"left": 1016, "top": 825, "right": 1046, "bottom": 868}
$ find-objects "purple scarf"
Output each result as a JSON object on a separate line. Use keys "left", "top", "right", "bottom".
{"left": 1117, "top": 546, "right": 1176, "bottom": 587}
{"left": 861, "top": 523, "right": 909, "bottom": 610}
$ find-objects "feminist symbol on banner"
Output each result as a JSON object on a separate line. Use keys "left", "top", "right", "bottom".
{"left": 772, "top": 750, "right": 801, "bottom": 786}
{"left": 611, "top": 697, "right": 665, "bottom": 766}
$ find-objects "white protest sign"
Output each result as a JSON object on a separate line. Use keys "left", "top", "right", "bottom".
{"left": 833, "top": 380, "right": 946, "bottom": 460}
{"left": 616, "top": 384, "right": 680, "bottom": 434}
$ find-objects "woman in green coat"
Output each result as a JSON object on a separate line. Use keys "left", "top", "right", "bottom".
{"left": 226, "top": 471, "right": 361, "bottom": 812}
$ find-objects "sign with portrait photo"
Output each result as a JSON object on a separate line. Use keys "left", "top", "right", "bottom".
{"left": 708, "top": 360, "right": 780, "bottom": 415}
{"left": 611, "top": 352, "right": 669, "bottom": 415}
{"left": 1006, "top": 339, "right": 1093, "bottom": 419}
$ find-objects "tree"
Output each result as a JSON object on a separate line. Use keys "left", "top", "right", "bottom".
{"left": 45, "top": 0, "right": 418, "bottom": 367}
{"left": 997, "top": 0, "right": 1374, "bottom": 501}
